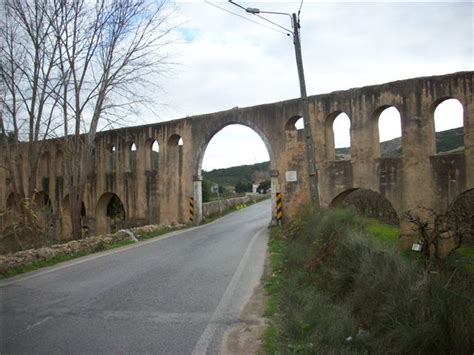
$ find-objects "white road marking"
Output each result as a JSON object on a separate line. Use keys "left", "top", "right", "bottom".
{"left": 26, "top": 316, "right": 52, "bottom": 331}
{"left": 191, "top": 227, "right": 265, "bottom": 355}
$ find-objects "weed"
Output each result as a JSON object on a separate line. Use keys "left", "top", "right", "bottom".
{"left": 262, "top": 323, "right": 279, "bottom": 354}
{"left": 263, "top": 207, "right": 474, "bottom": 354}
{"left": 365, "top": 219, "right": 400, "bottom": 245}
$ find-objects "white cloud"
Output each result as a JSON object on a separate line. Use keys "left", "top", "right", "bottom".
{"left": 146, "top": 1, "right": 472, "bottom": 168}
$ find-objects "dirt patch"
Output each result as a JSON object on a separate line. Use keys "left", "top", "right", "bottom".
{"left": 220, "top": 251, "right": 271, "bottom": 354}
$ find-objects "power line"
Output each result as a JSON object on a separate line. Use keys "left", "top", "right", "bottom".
{"left": 255, "top": 13, "right": 292, "bottom": 34}
{"left": 204, "top": 1, "right": 290, "bottom": 36}
{"left": 298, "top": 0, "right": 304, "bottom": 18}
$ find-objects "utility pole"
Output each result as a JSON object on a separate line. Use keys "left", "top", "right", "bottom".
{"left": 291, "top": 13, "right": 320, "bottom": 207}
{"left": 229, "top": 0, "right": 321, "bottom": 206}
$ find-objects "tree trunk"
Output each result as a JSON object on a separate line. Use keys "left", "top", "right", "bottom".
{"left": 69, "top": 195, "right": 82, "bottom": 240}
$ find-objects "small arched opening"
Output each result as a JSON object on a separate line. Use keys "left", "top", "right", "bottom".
{"left": 433, "top": 98, "right": 464, "bottom": 154}
{"left": 374, "top": 106, "right": 403, "bottom": 158}
{"left": 145, "top": 139, "right": 160, "bottom": 171}
{"left": 325, "top": 111, "right": 351, "bottom": 161}
{"left": 107, "top": 144, "right": 117, "bottom": 172}
{"left": 125, "top": 142, "right": 137, "bottom": 173}
{"left": 33, "top": 191, "right": 54, "bottom": 233}
{"left": 329, "top": 188, "right": 399, "bottom": 226}
{"left": 4, "top": 192, "right": 20, "bottom": 227}
{"left": 6, "top": 192, "right": 19, "bottom": 212}
{"left": 285, "top": 116, "right": 305, "bottom": 142}
{"left": 96, "top": 192, "right": 126, "bottom": 234}
{"left": 168, "top": 134, "right": 183, "bottom": 147}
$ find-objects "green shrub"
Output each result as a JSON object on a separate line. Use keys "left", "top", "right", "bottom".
{"left": 265, "top": 207, "right": 474, "bottom": 354}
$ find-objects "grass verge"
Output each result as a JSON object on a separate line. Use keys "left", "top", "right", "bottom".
{"left": 1, "top": 239, "right": 135, "bottom": 279}
{"left": 263, "top": 206, "right": 474, "bottom": 354}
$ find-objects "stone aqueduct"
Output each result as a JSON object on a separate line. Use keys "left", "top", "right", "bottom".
{"left": 1, "top": 71, "right": 472, "bottom": 246}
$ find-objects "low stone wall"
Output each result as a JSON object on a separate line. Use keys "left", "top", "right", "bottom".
{"left": 202, "top": 194, "right": 269, "bottom": 218}
{"left": 0, "top": 225, "right": 167, "bottom": 276}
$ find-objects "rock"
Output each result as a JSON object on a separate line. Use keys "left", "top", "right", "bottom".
{"left": 116, "top": 229, "right": 138, "bottom": 243}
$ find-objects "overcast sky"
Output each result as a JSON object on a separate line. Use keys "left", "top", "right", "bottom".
{"left": 145, "top": 0, "right": 473, "bottom": 171}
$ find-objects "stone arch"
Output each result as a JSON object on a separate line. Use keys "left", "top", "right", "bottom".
{"left": 168, "top": 134, "right": 183, "bottom": 146}
{"left": 285, "top": 115, "right": 304, "bottom": 143}
{"left": 106, "top": 143, "right": 117, "bottom": 172}
{"left": 4, "top": 192, "right": 20, "bottom": 227}
{"left": 285, "top": 115, "right": 304, "bottom": 131}
{"left": 6, "top": 192, "right": 18, "bottom": 211}
{"left": 145, "top": 138, "right": 160, "bottom": 171}
{"left": 373, "top": 105, "right": 403, "bottom": 158}
{"left": 96, "top": 192, "right": 126, "bottom": 234}
{"left": 431, "top": 97, "right": 464, "bottom": 155}
{"left": 124, "top": 141, "right": 137, "bottom": 172}
{"left": 445, "top": 188, "right": 474, "bottom": 247}
{"left": 329, "top": 188, "right": 399, "bottom": 225}
{"left": 33, "top": 191, "right": 53, "bottom": 212}
{"left": 325, "top": 111, "right": 352, "bottom": 161}
{"left": 195, "top": 121, "right": 276, "bottom": 177}
{"left": 193, "top": 120, "right": 276, "bottom": 224}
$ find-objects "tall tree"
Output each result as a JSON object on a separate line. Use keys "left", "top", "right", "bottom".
{"left": 1, "top": 0, "right": 175, "bottom": 240}
{"left": 1, "top": 0, "right": 62, "bottom": 205}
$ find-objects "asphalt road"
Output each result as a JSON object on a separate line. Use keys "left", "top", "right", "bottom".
{"left": 1, "top": 199, "right": 271, "bottom": 354}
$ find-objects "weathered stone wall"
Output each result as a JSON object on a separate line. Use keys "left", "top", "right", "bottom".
{"left": 202, "top": 195, "right": 269, "bottom": 218}
{"left": 1, "top": 71, "right": 472, "bottom": 250}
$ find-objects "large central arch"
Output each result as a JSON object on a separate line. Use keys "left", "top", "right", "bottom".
{"left": 192, "top": 120, "right": 277, "bottom": 224}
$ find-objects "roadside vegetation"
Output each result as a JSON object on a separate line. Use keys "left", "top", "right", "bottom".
{"left": 0, "top": 224, "right": 189, "bottom": 279}
{"left": 263, "top": 206, "right": 474, "bottom": 354}
{"left": 1, "top": 239, "right": 136, "bottom": 279}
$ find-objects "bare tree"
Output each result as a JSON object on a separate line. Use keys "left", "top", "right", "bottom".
{"left": 1, "top": 0, "right": 63, "bottom": 239}
{"left": 405, "top": 206, "right": 465, "bottom": 259}
{"left": 51, "top": 0, "right": 175, "bottom": 239}
{"left": 1, "top": 0, "right": 176, "bottom": 241}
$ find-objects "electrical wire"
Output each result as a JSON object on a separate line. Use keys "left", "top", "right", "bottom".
{"left": 255, "top": 13, "right": 292, "bottom": 34}
{"left": 298, "top": 0, "right": 304, "bottom": 18}
{"left": 204, "top": 1, "right": 290, "bottom": 36}
{"left": 204, "top": 0, "right": 291, "bottom": 36}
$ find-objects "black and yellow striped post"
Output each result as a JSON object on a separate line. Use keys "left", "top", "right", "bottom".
{"left": 276, "top": 192, "right": 283, "bottom": 224}
{"left": 189, "top": 197, "right": 194, "bottom": 222}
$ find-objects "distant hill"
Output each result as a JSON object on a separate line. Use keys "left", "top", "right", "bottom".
{"left": 335, "top": 127, "right": 464, "bottom": 158}
{"left": 203, "top": 161, "right": 270, "bottom": 187}
{"left": 435, "top": 127, "right": 464, "bottom": 154}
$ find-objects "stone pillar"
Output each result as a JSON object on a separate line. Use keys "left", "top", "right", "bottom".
{"left": 350, "top": 103, "right": 378, "bottom": 191}
{"left": 399, "top": 93, "right": 436, "bottom": 250}
{"left": 135, "top": 137, "right": 147, "bottom": 221}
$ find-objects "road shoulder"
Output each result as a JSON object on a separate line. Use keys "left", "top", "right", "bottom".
{"left": 219, "top": 248, "right": 271, "bottom": 354}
